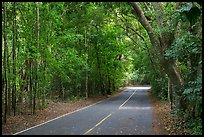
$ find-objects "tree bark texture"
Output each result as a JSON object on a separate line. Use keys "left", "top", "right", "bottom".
{"left": 130, "top": 2, "right": 184, "bottom": 109}
{"left": 12, "top": 2, "right": 17, "bottom": 116}
{"left": 3, "top": 2, "right": 8, "bottom": 123}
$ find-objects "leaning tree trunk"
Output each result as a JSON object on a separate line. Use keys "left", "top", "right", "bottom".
{"left": 130, "top": 2, "right": 184, "bottom": 109}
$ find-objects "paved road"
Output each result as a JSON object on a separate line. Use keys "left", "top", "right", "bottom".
{"left": 15, "top": 86, "right": 153, "bottom": 135}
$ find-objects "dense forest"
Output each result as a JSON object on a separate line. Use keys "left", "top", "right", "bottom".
{"left": 2, "top": 2, "right": 202, "bottom": 135}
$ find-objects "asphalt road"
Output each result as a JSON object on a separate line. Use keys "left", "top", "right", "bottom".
{"left": 15, "top": 86, "right": 153, "bottom": 135}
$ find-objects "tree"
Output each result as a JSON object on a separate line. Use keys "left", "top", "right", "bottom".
{"left": 12, "top": 2, "right": 17, "bottom": 116}
{"left": 129, "top": 2, "right": 202, "bottom": 134}
{"left": 130, "top": 2, "right": 184, "bottom": 109}
{"left": 3, "top": 2, "right": 8, "bottom": 123}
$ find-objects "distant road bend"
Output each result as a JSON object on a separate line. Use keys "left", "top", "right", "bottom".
{"left": 15, "top": 86, "right": 153, "bottom": 135}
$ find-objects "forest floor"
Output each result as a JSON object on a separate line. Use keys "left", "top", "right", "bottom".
{"left": 148, "top": 92, "right": 178, "bottom": 135}
{"left": 2, "top": 86, "right": 177, "bottom": 135}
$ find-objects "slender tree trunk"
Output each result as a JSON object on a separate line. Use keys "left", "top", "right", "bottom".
{"left": 107, "top": 68, "right": 111, "bottom": 95}
{"left": 7, "top": 51, "right": 11, "bottom": 116}
{"left": 42, "top": 60, "right": 46, "bottom": 108}
{"left": 41, "top": 45, "right": 48, "bottom": 109}
{"left": 112, "top": 79, "right": 116, "bottom": 92}
{"left": 85, "top": 28, "right": 88, "bottom": 99}
{"left": 29, "top": 59, "right": 33, "bottom": 114}
{"left": 24, "top": 59, "right": 29, "bottom": 113}
{"left": 33, "top": 2, "right": 40, "bottom": 114}
{"left": 168, "top": 77, "right": 173, "bottom": 110}
{"left": 85, "top": 65, "right": 88, "bottom": 98}
{"left": 3, "top": 2, "right": 8, "bottom": 123}
{"left": 7, "top": 3, "right": 11, "bottom": 115}
{"left": 61, "top": 81, "right": 65, "bottom": 100}
{"left": 12, "top": 2, "right": 17, "bottom": 116}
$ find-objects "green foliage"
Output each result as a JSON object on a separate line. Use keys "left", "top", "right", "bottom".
{"left": 165, "top": 33, "right": 201, "bottom": 64}
{"left": 149, "top": 73, "right": 168, "bottom": 100}
{"left": 183, "top": 75, "right": 202, "bottom": 117}
{"left": 184, "top": 117, "right": 202, "bottom": 135}
{"left": 162, "top": 3, "right": 202, "bottom": 134}
{"left": 177, "top": 3, "right": 201, "bottom": 25}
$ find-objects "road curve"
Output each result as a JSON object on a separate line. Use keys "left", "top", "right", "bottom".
{"left": 15, "top": 86, "right": 153, "bottom": 135}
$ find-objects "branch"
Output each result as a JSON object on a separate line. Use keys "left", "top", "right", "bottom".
{"left": 61, "top": 4, "right": 69, "bottom": 17}
{"left": 126, "top": 26, "right": 145, "bottom": 41}
{"left": 130, "top": 2, "right": 160, "bottom": 51}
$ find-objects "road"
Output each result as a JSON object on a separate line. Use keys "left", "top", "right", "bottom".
{"left": 14, "top": 86, "right": 153, "bottom": 135}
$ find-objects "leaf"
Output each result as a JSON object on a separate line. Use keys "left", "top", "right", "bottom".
{"left": 178, "top": 3, "right": 193, "bottom": 12}
{"left": 178, "top": 3, "right": 201, "bottom": 25}
{"left": 183, "top": 88, "right": 193, "bottom": 94}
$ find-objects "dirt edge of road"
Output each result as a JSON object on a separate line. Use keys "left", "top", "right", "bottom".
{"left": 2, "top": 87, "right": 126, "bottom": 135}
{"left": 148, "top": 91, "right": 176, "bottom": 135}
{"left": 2, "top": 86, "right": 172, "bottom": 135}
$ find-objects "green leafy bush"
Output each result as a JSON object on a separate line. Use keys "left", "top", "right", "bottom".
{"left": 185, "top": 117, "right": 202, "bottom": 135}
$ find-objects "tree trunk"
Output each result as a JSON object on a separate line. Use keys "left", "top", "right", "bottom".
{"left": 168, "top": 77, "right": 173, "bottom": 110}
{"left": 29, "top": 59, "right": 33, "bottom": 114}
{"left": 130, "top": 2, "right": 184, "bottom": 109}
{"left": 12, "top": 2, "right": 17, "bottom": 116}
{"left": 7, "top": 51, "right": 11, "bottom": 116}
{"left": 107, "top": 68, "right": 111, "bottom": 95}
{"left": 33, "top": 2, "right": 40, "bottom": 114}
{"left": 7, "top": 3, "right": 11, "bottom": 115}
{"left": 84, "top": 28, "right": 88, "bottom": 99}
{"left": 61, "top": 81, "right": 65, "bottom": 100}
{"left": 3, "top": 2, "right": 8, "bottom": 123}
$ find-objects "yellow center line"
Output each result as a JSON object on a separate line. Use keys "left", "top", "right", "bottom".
{"left": 83, "top": 113, "right": 112, "bottom": 135}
